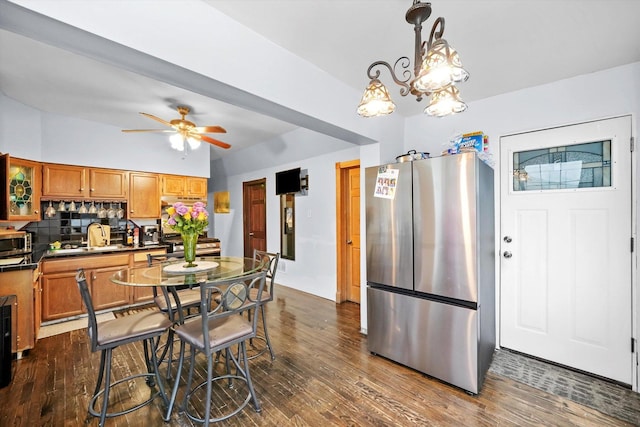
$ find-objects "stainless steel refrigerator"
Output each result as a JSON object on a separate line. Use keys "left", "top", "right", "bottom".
{"left": 365, "top": 152, "right": 495, "bottom": 394}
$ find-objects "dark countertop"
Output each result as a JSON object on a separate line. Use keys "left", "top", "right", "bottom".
{"left": 0, "top": 244, "right": 169, "bottom": 273}
{"left": 41, "top": 244, "right": 169, "bottom": 259}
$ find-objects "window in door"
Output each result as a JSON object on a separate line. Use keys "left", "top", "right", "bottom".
{"left": 512, "top": 140, "right": 611, "bottom": 191}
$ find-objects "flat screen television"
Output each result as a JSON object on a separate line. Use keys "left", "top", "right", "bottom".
{"left": 275, "top": 167, "right": 301, "bottom": 195}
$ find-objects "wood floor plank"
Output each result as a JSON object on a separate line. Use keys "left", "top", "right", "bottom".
{"left": 0, "top": 284, "right": 635, "bottom": 426}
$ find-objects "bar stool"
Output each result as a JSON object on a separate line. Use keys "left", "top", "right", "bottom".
{"left": 75, "top": 269, "right": 172, "bottom": 426}
{"left": 247, "top": 250, "right": 280, "bottom": 360}
{"left": 165, "top": 269, "right": 268, "bottom": 425}
{"left": 147, "top": 253, "right": 202, "bottom": 379}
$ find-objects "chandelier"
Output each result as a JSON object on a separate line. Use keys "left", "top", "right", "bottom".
{"left": 357, "top": 1, "right": 469, "bottom": 118}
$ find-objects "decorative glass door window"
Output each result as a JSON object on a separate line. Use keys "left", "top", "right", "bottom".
{"left": 512, "top": 140, "right": 611, "bottom": 191}
{"left": 9, "top": 165, "right": 34, "bottom": 215}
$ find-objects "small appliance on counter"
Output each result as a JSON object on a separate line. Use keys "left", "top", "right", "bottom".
{"left": 142, "top": 225, "right": 159, "bottom": 246}
{"left": 0, "top": 229, "right": 32, "bottom": 266}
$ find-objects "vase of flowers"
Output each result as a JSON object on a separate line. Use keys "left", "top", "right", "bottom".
{"left": 165, "top": 201, "right": 209, "bottom": 268}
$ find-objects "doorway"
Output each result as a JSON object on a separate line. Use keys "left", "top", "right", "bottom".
{"left": 336, "top": 160, "right": 361, "bottom": 303}
{"left": 243, "top": 178, "right": 266, "bottom": 258}
{"left": 500, "top": 116, "right": 634, "bottom": 384}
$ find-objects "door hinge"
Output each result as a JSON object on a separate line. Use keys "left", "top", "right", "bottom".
{"left": 631, "top": 237, "right": 635, "bottom": 252}
{"left": 632, "top": 337, "right": 636, "bottom": 353}
{"left": 631, "top": 136, "right": 635, "bottom": 152}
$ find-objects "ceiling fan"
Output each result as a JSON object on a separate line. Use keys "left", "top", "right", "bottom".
{"left": 122, "top": 106, "right": 231, "bottom": 150}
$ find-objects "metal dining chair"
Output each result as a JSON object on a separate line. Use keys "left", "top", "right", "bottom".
{"left": 75, "top": 269, "right": 172, "bottom": 426}
{"left": 147, "top": 253, "right": 203, "bottom": 379}
{"left": 164, "top": 269, "right": 268, "bottom": 425}
{"left": 247, "top": 249, "right": 280, "bottom": 360}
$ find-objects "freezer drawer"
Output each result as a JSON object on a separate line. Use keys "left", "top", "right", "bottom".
{"left": 367, "top": 287, "right": 481, "bottom": 393}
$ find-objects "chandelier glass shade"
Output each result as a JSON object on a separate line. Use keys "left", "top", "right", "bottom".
{"left": 357, "top": 1, "right": 469, "bottom": 118}
{"left": 424, "top": 85, "right": 467, "bottom": 117}
{"left": 413, "top": 39, "right": 469, "bottom": 93}
{"left": 357, "top": 78, "right": 397, "bottom": 117}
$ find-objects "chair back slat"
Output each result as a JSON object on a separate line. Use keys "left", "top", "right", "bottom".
{"left": 197, "top": 269, "right": 268, "bottom": 353}
{"left": 253, "top": 250, "right": 280, "bottom": 300}
{"left": 75, "top": 269, "right": 99, "bottom": 352}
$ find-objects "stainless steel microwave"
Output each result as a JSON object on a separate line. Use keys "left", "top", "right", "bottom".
{"left": 0, "top": 230, "right": 31, "bottom": 258}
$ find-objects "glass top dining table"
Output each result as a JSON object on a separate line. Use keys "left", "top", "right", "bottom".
{"left": 110, "top": 255, "right": 265, "bottom": 288}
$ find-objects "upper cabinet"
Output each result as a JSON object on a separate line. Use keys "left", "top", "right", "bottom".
{"left": 161, "top": 174, "right": 207, "bottom": 199}
{"left": 42, "top": 164, "right": 128, "bottom": 200}
{"left": 0, "top": 154, "right": 42, "bottom": 221}
{"left": 129, "top": 172, "right": 160, "bottom": 218}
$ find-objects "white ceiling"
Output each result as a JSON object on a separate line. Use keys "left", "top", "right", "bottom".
{"left": 1, "top": 0, "right": 640, "bottom": 159}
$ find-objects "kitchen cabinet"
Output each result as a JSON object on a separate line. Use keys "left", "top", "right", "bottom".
{"left": 41, "top": 253, "right": 129, "bottom": 321}
{"left": 0, "top": 154, "right": 42, "bottom": 221}
{"left": 129, "top": 172, "right": 160, "bottom": 218}
{"left": 33, "top": 267, "right": 41, "bottom": 342}
{"left": 40, "top": 249, "right": 167, "bottom": 322}
{"left": 130, "top": 249, "right": 166, "bottom": 303}
{"left": 42, "top": 164, "right": 128, "bottom": 200}
{"left": 161, "top": 174, "right": 207, "bottom": 199}
{"left": 0, "top": 268, "right": 35, "bottom": 354}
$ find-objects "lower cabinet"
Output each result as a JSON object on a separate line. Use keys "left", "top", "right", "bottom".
{"left": 41, "top": 270, "right": 84, "bottom": 321}
{"left": 40, "top": 249, "right": 166, "bottom": 322}
{"left": 130, "top": 249, "right": 166, "bottom": 303}
{"left": 0, "top": 268, "right": 35, "bottom": 353}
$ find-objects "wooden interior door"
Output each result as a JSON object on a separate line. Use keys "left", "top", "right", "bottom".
{"left": 243, "top": 178, "right": 266, "bottom": 258}
{"left": 336, "top": 160, "right": 361, "bottom": 303}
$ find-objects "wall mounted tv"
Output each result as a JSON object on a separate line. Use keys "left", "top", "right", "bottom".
{"left": 275, "top": 167, "right": 301, "bottom": 195}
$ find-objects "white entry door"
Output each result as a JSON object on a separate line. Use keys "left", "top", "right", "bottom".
{"left": 500, "top": 116, "right": 633, "bottom": 384}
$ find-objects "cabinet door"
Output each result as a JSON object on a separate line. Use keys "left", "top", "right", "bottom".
{"left": 6, "top": 157, "right": 42, "bottom": 221}
{"left": 89, "top": 265, "right": 130, "bottom": 310}
{"left": 33, "top": 268, "right": 41, "bottom": 341}
{"left": 186, "top": 177, "right": 207, "bottom": 198}
{"left": 43, "top": 164, "right": 87, "bottom": 198}
{"left": 41, "top": 271, "right": 84, "bottom": 321}
{"left": 162, "top": 175, "right": 185, "bottom": 196}
{"left": 131, "top": 249, "right": 166, "bottom": 303}
{"left": 129, "top": 173, "right": 160, "bottom": 218}
{"left": 90, "top": 169, "right": 128, "bottom": 199}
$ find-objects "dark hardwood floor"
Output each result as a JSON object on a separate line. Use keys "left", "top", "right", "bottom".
{"left": 0, "top": 284, "right": 633, "bottom": 426}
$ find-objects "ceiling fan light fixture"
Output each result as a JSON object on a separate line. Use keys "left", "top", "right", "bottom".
{"left": 169, "top": 132, "right": 185, "bottom": 151}
{"left": 424, "top": 85, "right": 467, "bottom": 117}
{"left": 357, "top": 78, "right": 396, "bottom": 117}
{"left": 187, "top": 136, "right": 201, "bottom": 150}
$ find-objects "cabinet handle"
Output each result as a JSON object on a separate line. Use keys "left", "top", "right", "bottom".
{"left": 90, "top": 188, "right": 95, "bottom": 192}
{"left": 34, "top": 210, "right": 39, "bottom": 214}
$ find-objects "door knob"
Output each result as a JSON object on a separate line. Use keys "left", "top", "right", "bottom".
{"left": 346, "top": 240, "right": 353, "bottom": 244}
{"left": 503, "top": 251, "right": 512, "bottom": 258}
{"left": 249, "top": 232, "right": 254, "bottom": 237}
{"left": 503, "top": 236, "right": 512, "bottom": 243}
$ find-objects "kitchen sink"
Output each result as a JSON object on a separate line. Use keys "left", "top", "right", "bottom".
{"left": 84, "top": 245, "right": 124, "bottom": 252}
{"left": 50, "top": 244, "right": 126, "bottom": 255}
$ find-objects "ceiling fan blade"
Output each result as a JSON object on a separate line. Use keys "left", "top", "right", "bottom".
{"left": 121, "top": 129, "right": 175, "bottom": 133}
{"left": 193, "top": 125, "right": 227, "bottom": 134}
{"left": 139, "top": 112, "right": 173, "bottom": 127}
{"left": 197, "top": 134, "right": 231, "bottom": 149}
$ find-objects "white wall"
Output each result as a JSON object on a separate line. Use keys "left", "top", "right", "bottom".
{"left": 214, "top": 143, "right": 367, "bottom": 301}
{"left": 0, "top": 93, "right": 211, "bottom": 176}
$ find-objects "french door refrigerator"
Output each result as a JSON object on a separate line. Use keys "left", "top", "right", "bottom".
{"left": 365, "top": 152, "right": 495, "bottom": 394}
